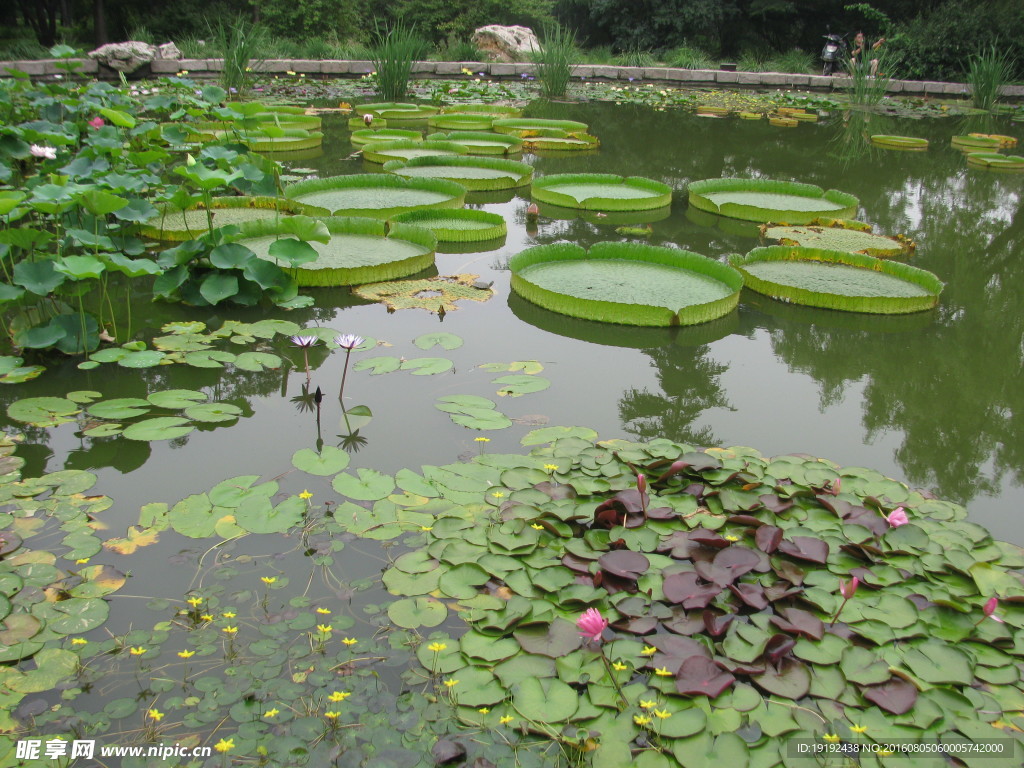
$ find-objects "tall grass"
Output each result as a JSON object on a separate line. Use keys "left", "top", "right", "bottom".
{"left": 533, "top": 24, "right": 577, "bottom": 99}
{"left": 848, "top": 50, "right": 891, "bottom": 106}
{"left": 210, "top": 16, "right": 268, "bottom": 98}
{"left": 369, "top": 21, "right": 430, "bottom": 101}
{"left": 438, "top": 36, "right": 483, "bottom": 62}
{"left": 615, "top": 47, "right": 655, "bottom": 68}
{"left": 968, "top": 46, "right": 1014, "bottom": 111}
{"left": 668, "top": 45, "right": 714, "bottom": 69}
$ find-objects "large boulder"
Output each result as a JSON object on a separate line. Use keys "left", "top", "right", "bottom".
{"left": 88, "top": 41, "right": 158, "bottom": 74}
{"left": 471, "top": 25, "right": 539, "bottom": 63}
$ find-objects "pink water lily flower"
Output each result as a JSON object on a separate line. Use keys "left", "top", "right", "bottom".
{"left": 576, "top": 608, "right": 608, "bottom": 642}
{"left": 886, "top": 507, "right": 909, "bottom": 527}
{"left": 88, "top": 116, "right": 105, "bottom": 129}
{"left": 839, "top": 577, "right": 859, "bottom": 600}
{"left": 983, "top": 597, "right": 1004, "bottom": 624}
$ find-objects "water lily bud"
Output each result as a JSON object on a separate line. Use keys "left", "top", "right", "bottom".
{"left": 839, "top": 577, "right": 859, "bottom": 599}
{"left": 186, "top": 153, "right": 197, "bottom": 167}
{"left": 636, "top": 474, "right": 647, "bottom": 494}
{"left": 886, "top": 507, "right": 909, "bottom": 527}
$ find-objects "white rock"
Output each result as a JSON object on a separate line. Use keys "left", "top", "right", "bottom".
{"left": 88, "top": 41, "right": 157, "bottom": 74}
{"left": 471, "top": 25, "right": 539, "bottom": 63}
{"left": 157, "top": 42, "right": 182, "bottom": 60}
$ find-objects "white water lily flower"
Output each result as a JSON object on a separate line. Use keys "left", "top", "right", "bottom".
{"left": 29, "top": 144, "right": 57, "bottom": 160}
{"left": 290, "top": 335, "right": 319, "bottom": 349}
{"left": 334, "top": 334, "right": 363, "bottom": 350}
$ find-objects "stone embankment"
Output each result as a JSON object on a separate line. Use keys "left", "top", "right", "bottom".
{"left": 3, "top": 58, "right": 1022, "bottom": 98}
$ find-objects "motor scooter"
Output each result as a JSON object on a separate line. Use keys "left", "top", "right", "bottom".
{"left": 821, "top": 33, "right": 848, "bottom": 76}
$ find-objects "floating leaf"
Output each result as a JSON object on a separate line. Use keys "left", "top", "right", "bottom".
{"left": 147, "top": 389, "right": 207, "bottom": 409}
{"left": 7, "top": 397, "right": 80, "bottom": 427}
{"left": 86, "top": 398, "right": 151, "bottom": 420}
{"left": 121, "top": 417, "right": 194, "bottom": 441}
{"left": 183, "top": 403, "right": 242, "bottom": 423}
{"left": 435, "top": 395, "right": 512, "bottom": 431}
{"left": 493, "top": 375, "right": 551, "bottom": 397}
{"left": 400, "top": 357, "right": 453, "bottom": 375}
{"left": 103, "top": 525, "right": 160, "bottom": 555}
{"left": 388, "top": 597, "right": 447, "bottom": 629}
{"left": 413, "top": 332, "right": 463, "bottom": 350}
{"left": 292, "top": 447, "right": 351, "bottom": 476}
{"left": 331, "top": 469, "right": 396, "bottom": 501}
{"left": 512, "top": 677, "right": 579, "bottom": 722}
{"left": 353, "top": 356, "right": 402, "bottom": 375}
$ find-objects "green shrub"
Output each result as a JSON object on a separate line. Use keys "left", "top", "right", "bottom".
{"left": 615, "top": 46, "right": 655, "bottom": 68}
{"left": 668, "top": 45, "right": 714, "bottom": 69}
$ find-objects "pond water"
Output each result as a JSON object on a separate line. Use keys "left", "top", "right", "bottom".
{"left": 4, "top": 97, "right": 1022, "bottom": 761}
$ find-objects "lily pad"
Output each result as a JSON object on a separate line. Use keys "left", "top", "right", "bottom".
{"left": 532, "top": 174, "right": 671, "bottom": 212}
{"left": 387, "top": 597, "right": 447, "bottom": 629}
{"left": 688, "top": 178, "right": 859, "bottom": 224}
{"left": 121, "top": 417, "right": 195, "bottom": 441}
{"left": 284, "top": 174, "right": 466, "bottom": 218}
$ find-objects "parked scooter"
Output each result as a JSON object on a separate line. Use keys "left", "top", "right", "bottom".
{"left": 821, "top": 32, "right": 848, "bottom": 76}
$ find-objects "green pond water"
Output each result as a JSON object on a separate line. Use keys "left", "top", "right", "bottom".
{"left": 3, "top": 97, "right": 1023, "bottom": 762}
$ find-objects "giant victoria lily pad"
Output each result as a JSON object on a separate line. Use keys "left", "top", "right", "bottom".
{"left": 382, "top": 156, "right": 533, "bottom": 191}
{"left": 730, "top": 246, "right": 943, "bottom": 314}
{"left": 688, "top": 178, "right": 860, "bottom": 224}
{"left": 491, "top": 118, "right": 589, "bottom": 137}
{"left": 234, "top": 216, "right": 436, "bottom": 287}
{"left": 349, "top": 128, "right": 422, "bottom": 147}
{"left": 762, "top": 221, "right": 914, "bottom": 257}
{"left": 427, "top": 114, "right": 494, "bottom": 131}
{"left": 966, "top": 152, "right": 1024, "bottom": 171}
{"left": 361, "top": 140, "right": 470, "bottom": 165}
{"left": 354, "top": 102, "right": 439, "bottom": 120}
{"left": 426, "top": 131, "right": 523, "bottom": 155}
{"left": 510, "top": 242, "right": 743, "bottom": 326}
{"left": 139, "top": 197, "right": 311, "bottom": 241}
{"left": 389, "top": 209, "right": 507, "bottom": 243}
{"left": 531, "top": 174, "right": 672, "bottom": 212}
{"left": 284, "top": 174, "right": 466, "bottom": 218}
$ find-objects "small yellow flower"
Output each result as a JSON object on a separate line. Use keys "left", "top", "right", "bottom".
{"left": 612, "top": 662, "right": 628, "bottom": 671}
{"left": 654, "top": 667, "right": 672, "bottom": 676}
{"left": 544, "top": 464, "right": 559, "bottom": 471}
{"left": 499, "top": 715, "right": 514, "bottom": 724}
{"left": 316, "top": 624, "right": 332, "bottom": 633}
{"left": 850, "top": 725, "right": 867, "bottom": 734}
{"left": 200, "top": 614, "right": 214, "bottom": 621}
{"left": 316, "top": 607, "right": 331, "bottom": 614}
{"left": 324, "top": 711, "right": 340, "bottom": 719}
{"left": 129, "top": 646, "right": 146, "bottom": 656}
{"left": 419, "top": 526, "right": 433, "bottom": 531}
{"left": 261, "top": 576, "right": 277, "bottom": 584}
{"left": 342, "top": 637, "right": 358, "bottom": 646}
{"left": 222, "top": 611, "right": 236, "bottom": 619}
{"left": 178, "top": 650, "right": 195, "bottom": 658}
{"left": 264, "top": 708, "right": 280, "bottom": 718}
{"left": 76, "top": 558, "right": 90, "bottom": 564}
{"left": 299, "top": 490, "right": 313, "bottom": 500}
{"left": 328, "top": 691, "right": 351, "bottom": 702}
{"left": 654, "top": 709, "right": 672, "bottom": 719}
{"left": 71, "top": 638, "right": 88, "bottom": 645}
{"left": 478, "top": 707, "right": 490, "bottom": 714}
{"left": 428, "top": 642, "right": 447, "bottom": 653}
{"left": 641, "top": 646, "right": 657, "bottom": 656}
{"left": 299, "top": 73, "right": 306, "bottom": 78}
{"left": 474, "top": 437, "right": 490, "bottom": 442}
{"left": 147, "top": 708, "right": 164, "bottom": 721}
{"left": 639, "top": 699, "right": 656, "bottom": 709}
{"left": 214, "top": 738, "right": 234, "bottom": 753}
{"left": 634, "top": 715, "right": 652, "bottom": 726}
{"left": 492, "top": 491, "right": 504, "bottom": 498}
{"left": 223, "top": 626, "right": 238, "bottom": 635}
{"left": 186, "top": 597, "right": 204, "bottom": 607}
{"left": 444, "top": 678, "right": 459, "bottom": 688}
{"left": 286, "top": 70, "right": 297, "bottom": 76}
{"left": 530, "top": 523, "right": 544, "bottom": 530}
{"left": 725, "top": 535, "right": 740, "bottom": 542}
{"left": 823, "top": 734, "right": 840, "bottom": 743}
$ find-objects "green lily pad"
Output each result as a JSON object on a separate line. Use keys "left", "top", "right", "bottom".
{"left": 292, "top": 447, "right": 351, "bottom": 476}
{"left": 512, "top": 677, "right": 578, "bottom": 722}
{"left": 413, "top": 332, "right": 463, "bottom": 350}
{"left": 118, "top": 350, "right": 167, "bottom": 368}
{"left": 387, "top": 597, "right": 448, "bottom": 629}
{"left": 493, "top": 374, "right": 551, "bottom": 397}
{"left": 435, "top": 395, "right": 513, "bottom": 431}
{"left": 86, "top": 398, "right": 152, "bottom": 420}
{"left": 147, "top": 389, "right": 207, "bottom": 409}
{"left": 121, "top": 417, "right": 194, "bottom": 441}
{"left": 7, "top": 397, "right": 80, "bottom": 427}
{"left": 400, "top": 357, "right": 453, "bottom": 375}
{"left": 331, "top": 469, "right": 396, "bottom": 501}
{"left": 183, "top": 403, "right": 242, "bottom": 423}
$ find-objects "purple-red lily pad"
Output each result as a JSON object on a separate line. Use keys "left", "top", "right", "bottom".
{"left": 863, "top": 677, "right": 918, "bottom": 714}
{"left": 598, "top": 550, "right": 650, "bottom": 580}
{"left": 777, "top": 536, "right": 829, "bottom": 564}
{"left": 663, "top": 572, "right": 721, "bottom": 609}
{"left": 755, "top": 525, "right": 783, "bottom": 553}
{"left": 675, "top": 655, "right": 736, "bottom": 697}
{"left": 694, "top": 546, "right": 762, "bottom": 586}
{"left": 770, "top": 607, "right": 824, "bottom": 640}
{"left": 729, "top": 582, "right": 769, "bottom": 610}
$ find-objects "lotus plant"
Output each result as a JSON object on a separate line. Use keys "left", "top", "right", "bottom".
{"left": 335, "top": 334, "right": 364, "bottom": 403}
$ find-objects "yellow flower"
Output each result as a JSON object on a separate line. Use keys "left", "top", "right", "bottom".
{"left": 654, "top": 709, "right": 672, "bottom": 719}
{"left": 316, "top": 624, "right": 332, "bottom": 633}
{"left": 316, "top": 607, "right": 332, "bottom": 614}
{"left": 850, "top": 725, "right": 867, "bottom": 734}
{"left": 71, "top": 638, "right": 88, "bottom": 645}
{"left": 129, "top": 646, "right": 146, "bottom": 656}
{"left": 612, "top": 662, "right": 628, "bottom": 671}
{"left": 261, "top": 576, "right": 277, "bottom": 584}
{"left": 641, "top": 646, "right": 657, "bottom": 656}
{"left": 223, "top": 626, "right": 238, "bottom": 635}
{"left": 200, "top": 614, "right": 214, "bottom": 621}
{"left": 328, "top": 691, "right": 351, "bottom": 702}
{"left": 214, "top": 738, "right": 234, "bottom": 753}
{"left": 654, "top": 667, "right": 672, "bottom": 676}
{"left": 222, "top": 611, "right": 236, "bottom": 619}
{"left": 324, "top": 711, "right": 340, "bottom": 719}
{"left": 544, "top": 464, "right": 559, "bottom": 471}
{"left": 75, "top": 558, "right": 90, "bottom": 564}
{"left": 639, "top": 699, "right": 656, "bottom": 709}
{"left": 299, "top": 490, "right": 313, "bottom": 500}
{"left": 342, "top": 637, "right": 358, "bottom": 645}
{"left": 286, "top": 70, "right": 297, "bottom": 76}
{"left": 499, "top": 715, "right": 514, "bottom": 724}
{"left": 474, "top": 437, "right": 490, "bottom": 442}
{"left": 147, "top": 708, "right": 164, "bottom": 721}
{"left": 492, "top": 491, "right": 504, "bottom": 498}
{"left": 530, "top": 524, "right": 544, "bottom": 530}
{"left": 186, "top": 597, "right": 204, "bottom": 607}
{"left": 419, "top": 526, "right": 433, "bottom": 531}
{"left": 264, "top": 708, "right": 280, "bottom": 719}
{"left": 823, "top": 734, "right": 840, "bottom": 743}
{"left": 478, "top": 707, "right": 490, "bottom": 714}
{"left": 428, "top": 642, "right": 447, "bottom": 653}
{"left": 725, "top": 535, "right": 740, "bottom": 542}
{"left": 444, "top": 678, "right": 459, "bottom": 688}
{"left": 634, "top": 715, "right": 652, "bottom": 726}
{"left": 178, "top": 650, "right": 196, "bottom": 658}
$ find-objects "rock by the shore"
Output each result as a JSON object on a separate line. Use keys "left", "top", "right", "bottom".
{"left": 88, "top": 42, "right": 157, "bottom": 74}
{"left": 472, "top": 26, "right": 539, "bottom": 63}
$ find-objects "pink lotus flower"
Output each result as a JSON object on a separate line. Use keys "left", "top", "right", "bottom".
{"left": 839, "top": 577, "right": 859, "bottom": 600}
{"left": 29, "top": 144, "right": 57, "bottom": 159}
{"left": 88, "top": 116, "right": 105, "bottom": 129}
{"left": 886, "top": 507, "right": 909, "bottom": 527}
{"left": 576, "top": 608, "right": 608, "bottom": 642}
